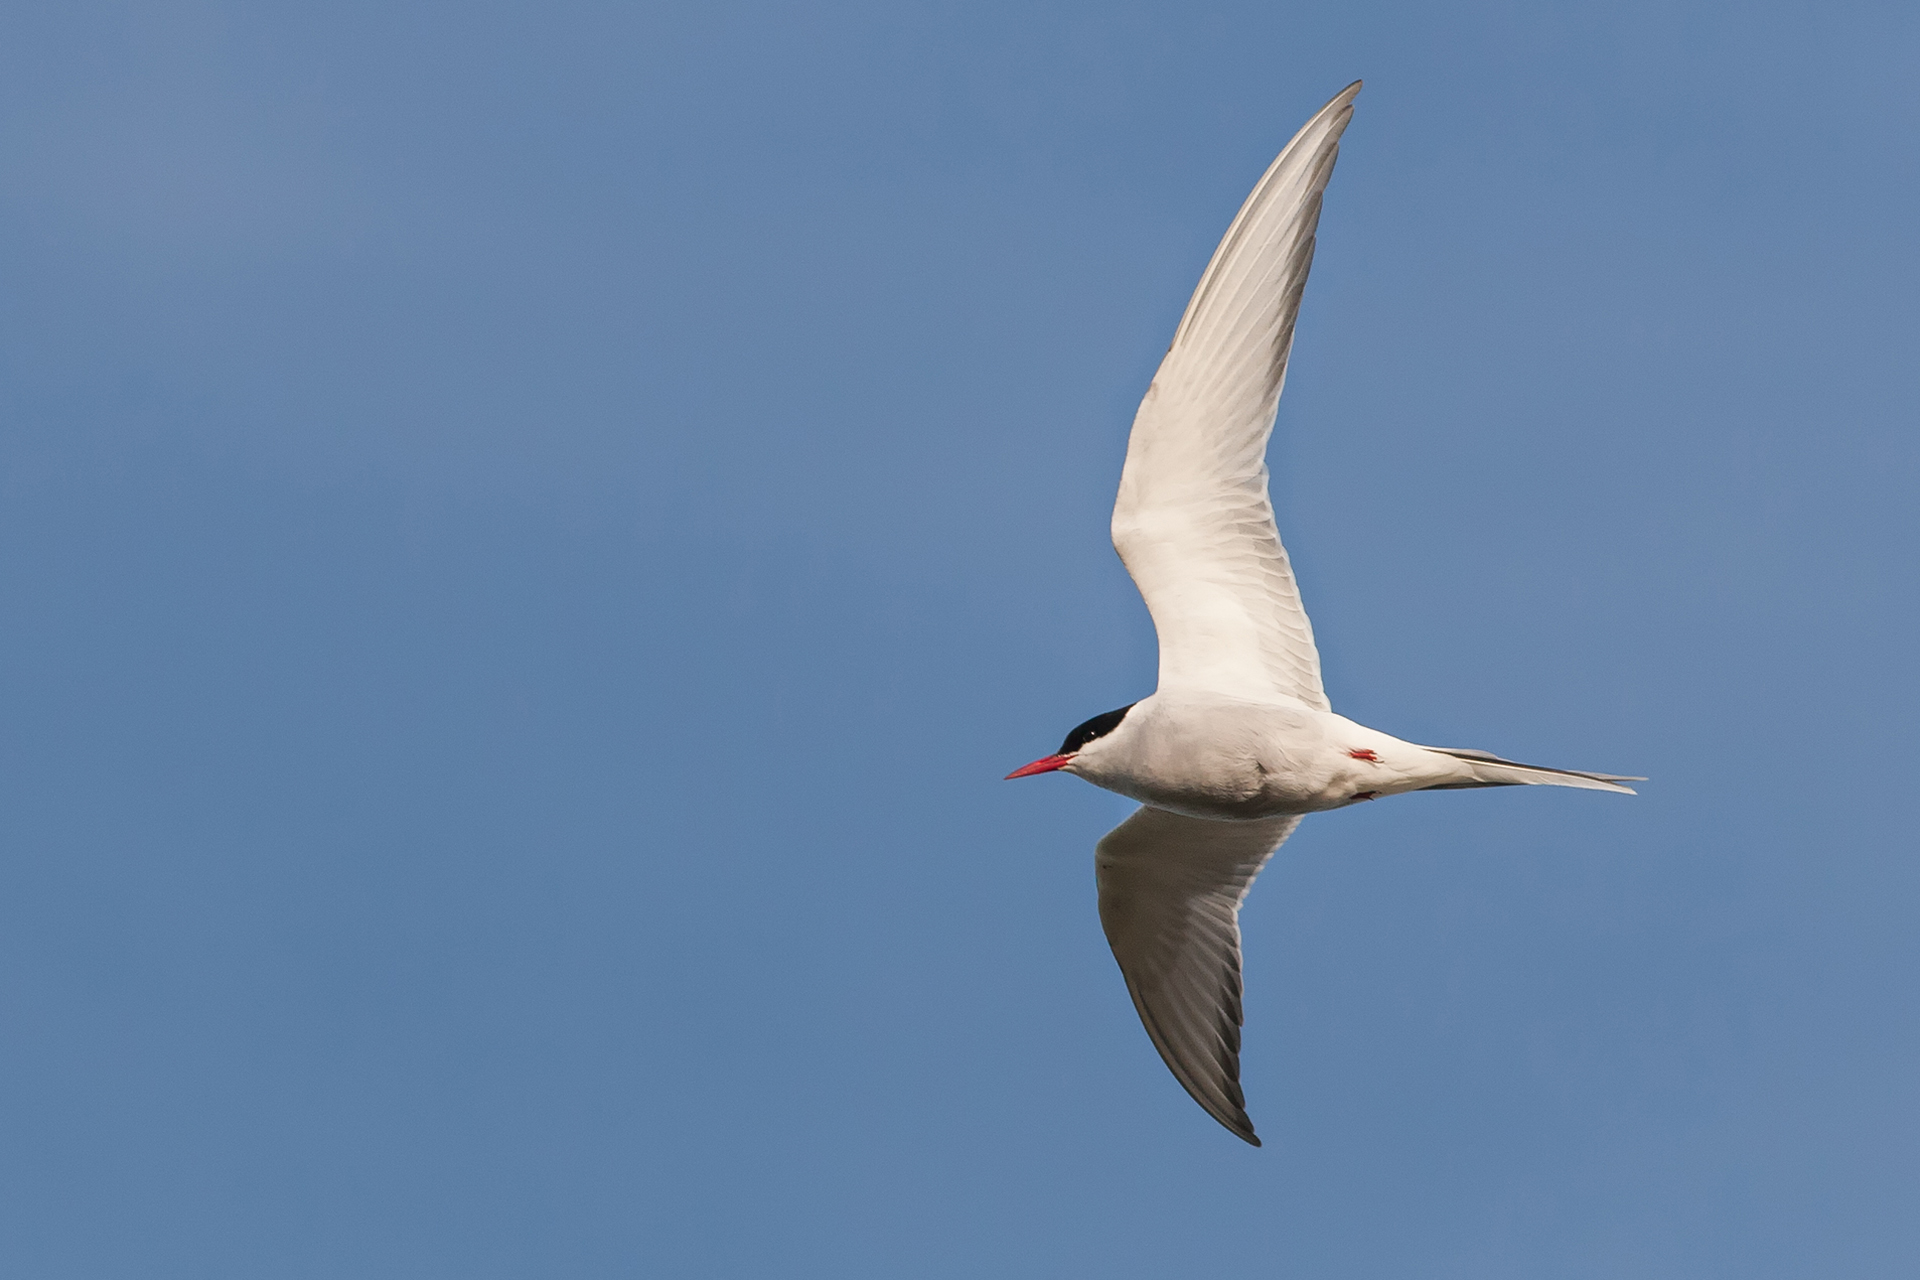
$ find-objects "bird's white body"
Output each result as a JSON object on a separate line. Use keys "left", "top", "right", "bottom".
{"left": 1070, "top": 696, "right": 1449, "bottom": 819}
{"left": 1072, "top": 696, "right": 1404, "bottom": 819}
{"left": 1069, "top": 693, "right": 1630, "bottom": 822}
{"left": 1008, "top": 82, "right": 1638, "bottom": 1146}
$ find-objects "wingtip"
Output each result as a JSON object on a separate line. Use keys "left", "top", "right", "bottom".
{"left": 1217, "top": 1107, "right": 1262, "bottom": 1146}
{"left": 1307, "top": 81, "right": 1361, "bottom": 129}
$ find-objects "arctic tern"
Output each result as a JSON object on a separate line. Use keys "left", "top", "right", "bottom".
{"left": 1007, "top": 81, "right": 1639, "bottom": 1146}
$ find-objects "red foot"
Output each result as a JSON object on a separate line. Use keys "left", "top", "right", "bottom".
{"left": 1348, "top": 748, "right": 1381, "bottom": 763}
{"left": 1353, "top": 790, "right": 1379, "bottom": 802}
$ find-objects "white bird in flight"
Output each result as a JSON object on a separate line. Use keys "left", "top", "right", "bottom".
{"left": 1006, "top": 81, "right": 1639, "bottom": 1147}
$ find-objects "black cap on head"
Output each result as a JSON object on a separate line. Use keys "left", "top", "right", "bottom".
{"left": 1058, "top": 704, "right": 1136, "bottom": 755}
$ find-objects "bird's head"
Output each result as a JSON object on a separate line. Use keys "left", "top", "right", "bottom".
{"left": 1005, "top": 703, "right": 1137, "bottom": 780}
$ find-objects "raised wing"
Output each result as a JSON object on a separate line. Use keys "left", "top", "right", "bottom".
{"left": 1095, "top": 805, "right": 1302, "bottom": 1145}
{"left": 1112, "top": 82, "right": 1359, "bottom": 708}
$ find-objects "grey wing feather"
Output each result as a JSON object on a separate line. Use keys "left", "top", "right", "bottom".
{"left": 1095, "top": 806, "right": 1303, "bottom": 1145}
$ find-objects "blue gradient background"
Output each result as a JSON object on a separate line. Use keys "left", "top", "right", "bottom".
{"left": 1, "top": 2, "right": 1916, "bottom": 1275}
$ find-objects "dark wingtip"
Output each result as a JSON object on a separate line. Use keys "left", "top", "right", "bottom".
{"left": 1218, "top": 1107, "right": 1261, "bottom": 1147}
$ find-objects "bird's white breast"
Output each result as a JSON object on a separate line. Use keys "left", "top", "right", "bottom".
{"left": 1068, "top": 694, "right": 1327, "bottom": 819}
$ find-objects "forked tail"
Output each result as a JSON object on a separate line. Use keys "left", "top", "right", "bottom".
{"left": 1421, "top": 746, "right": 1642, "bottom": 795}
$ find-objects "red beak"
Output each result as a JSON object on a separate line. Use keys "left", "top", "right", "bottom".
{"left": 1005, "top": 753, "right": 1073, "bottom": 780}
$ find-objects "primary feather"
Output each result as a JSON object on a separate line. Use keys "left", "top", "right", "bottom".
{"left": 1112, "top": 80, "right": 1359, "bottom": 709}
{"left": 1096, "top": 808, "right": 1301, "bottom": 1146}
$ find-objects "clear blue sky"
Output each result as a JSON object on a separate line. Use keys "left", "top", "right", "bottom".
{"left": 2, "top": 2, "right": 1916, "bottom": 1275}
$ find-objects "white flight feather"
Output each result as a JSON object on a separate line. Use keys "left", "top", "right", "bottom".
{"left": 1112, "top": 81, "right": 1360, "bottom": 709}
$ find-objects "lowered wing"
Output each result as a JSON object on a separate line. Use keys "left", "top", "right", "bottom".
{"left": 1112, "top": 82, "right": 1359, "bottom": 709}
{"left": 1095, "top": 805, "right": 1302, "bottom": 1146}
